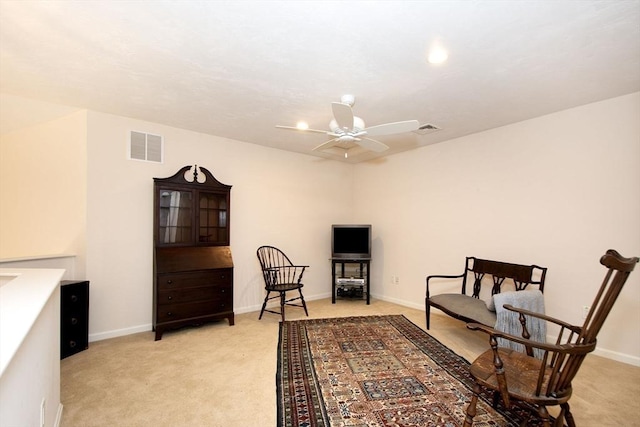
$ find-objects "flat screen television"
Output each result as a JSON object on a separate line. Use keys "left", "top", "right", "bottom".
{"left": 332, "top": 224, "right": 371, "bottom": 259}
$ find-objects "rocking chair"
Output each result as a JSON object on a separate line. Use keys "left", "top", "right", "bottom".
{"left": 257, "top": 246, "right": 309, "bottom": 321}
{"left": 463, "top": 249, "right": 638, "bottom": 427}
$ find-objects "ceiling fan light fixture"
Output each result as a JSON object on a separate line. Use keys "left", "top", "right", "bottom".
{"left": 338, "top": 135, "right": 358, "bottom": 143}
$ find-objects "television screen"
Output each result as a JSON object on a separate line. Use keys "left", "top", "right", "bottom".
{"left": 332, "top": 225, "right": 371, "bottom": 259}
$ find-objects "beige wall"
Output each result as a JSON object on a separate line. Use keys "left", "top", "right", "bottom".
{"left": 1, "top": 92, "right": 638, "bottom": 364}
{"left": 0, "top": 109, "right": 87, "bottom": 278}
{"left": 354, "top": 92, "right": 640, "bottom": 363}
{"left": 85, "top": 111, "right": 354, "bottom": 339}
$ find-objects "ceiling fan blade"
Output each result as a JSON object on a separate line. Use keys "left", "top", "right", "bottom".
{"left": 312, "top": 138, "right": 340, "bottom": 151}
{"left": 331, "top": 102, "right": 354, "bottom": 130}
{"left": 364, "top": 120, "right": 420, "bottom": 137}
{"left": 275, "top": 125, "right": 328, "bottom": 134}
{"left": 356, "top": 137, "right": 390, "bottom": 152}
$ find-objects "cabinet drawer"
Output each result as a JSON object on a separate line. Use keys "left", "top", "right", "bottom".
{"left": 157, "top": 269, "right": 232, "bottom": 290}
{"left": 158, "top": 285, "right": 231, "bottom": 305}
{"left": 61, "top": 281, "right": 89, "bottom": 314}
{"left": 156, "top": 299, "right": 232, "bottom": 322}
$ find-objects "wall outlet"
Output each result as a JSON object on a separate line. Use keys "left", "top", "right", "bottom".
{"left": 582, "top": 305, "right": 590, "bottom": 320}
{"left": 391, "top": 276, "right": 399, "bottom": 285}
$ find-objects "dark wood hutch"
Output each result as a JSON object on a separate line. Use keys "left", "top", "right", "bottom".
{"left": 153, "top": 165, "right": 234, "bottom": 340}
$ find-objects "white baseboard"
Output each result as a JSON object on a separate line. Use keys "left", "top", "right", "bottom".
{"left": 234, "top": 304, "right": 262, "bottom": 315}
{"left": 54, "top": 403, "right": 63, "bottom": 427}
{"left": 89, "top": 323, "right": 151, "bottom": 342}
{"left": 305, "top": 292, "right": 333, "bottom": 302}
{"left": 373, "top": 293, "right": 425, "bottom": 311}
{"left": 89, "top": 293, "right": 334, "bottom": 341}
{"left": 234, "top": 292, "right": 332, "bottom": 315}
{"left": 592, "top": 346, "right": 640, "bottom": 367}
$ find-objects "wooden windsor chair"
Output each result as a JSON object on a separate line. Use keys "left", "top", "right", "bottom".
{"left": 463, "top": 249, "right": 638, "bottom": 427}
{"left": 256, "top": 245, "right": 309, "bottom": 321}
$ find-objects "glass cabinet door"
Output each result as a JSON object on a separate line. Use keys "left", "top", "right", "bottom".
{"left": 198, "top": 192, "right": 228, "bottom": 244}
{"left": 158, "top": 190, "right": 193, "bottom": 244}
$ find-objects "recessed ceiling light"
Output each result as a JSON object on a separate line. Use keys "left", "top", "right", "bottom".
{"left": 296, "top": 121, "right": 309, "bottom": 130}
{"left": 428, "top": 47, "right": 448, "bottom": 64}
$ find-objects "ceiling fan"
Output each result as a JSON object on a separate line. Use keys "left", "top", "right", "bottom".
{"left": 276, "top": 94, "right": 419, "bottom": 155}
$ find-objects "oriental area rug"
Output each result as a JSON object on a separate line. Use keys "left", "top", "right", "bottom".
{"left": 276, "top": 315, "right": 543, "bottom": 427}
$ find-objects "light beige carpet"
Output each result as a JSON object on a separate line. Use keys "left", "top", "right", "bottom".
{"left": 61, "top": 298, "right": 640, "bottom": 426}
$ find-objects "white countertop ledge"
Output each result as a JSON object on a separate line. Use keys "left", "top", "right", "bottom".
{"left": 0, "top": 254, "right": 74, "bottom": 263}
{"left": 0, "top": 268, "right": 65, "bottom": 376}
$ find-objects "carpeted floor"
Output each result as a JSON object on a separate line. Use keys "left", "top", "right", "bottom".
{"left": 277, "top": 315, "right": 540, "bottom": 427}
{"left": 60, "top": 298, "right": 640, "bottom": 426}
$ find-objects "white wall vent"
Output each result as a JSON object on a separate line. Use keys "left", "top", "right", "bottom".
{"left": 129, "top": 131, "right": 163, "bottom": 163}
{"left": 412, "top": 123, "right": 441, "bottom": 136}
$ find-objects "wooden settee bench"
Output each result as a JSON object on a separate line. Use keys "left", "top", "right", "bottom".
{"left": 425, "top": 257, "right": 547, "bottom": 329}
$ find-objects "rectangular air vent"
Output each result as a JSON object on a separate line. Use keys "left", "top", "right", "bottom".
{"left": 129, "top": 131, "right": 163, "bottom": 163}
{"left": 412, "top": 123, "right": 441, "bottom": 135}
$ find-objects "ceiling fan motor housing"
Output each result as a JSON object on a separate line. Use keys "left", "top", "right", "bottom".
{"left": 340, "top": 94, "right": 355, "bottom": 106}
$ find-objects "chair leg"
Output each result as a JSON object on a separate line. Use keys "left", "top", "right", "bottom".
{"left": 537, "top": 406, "right": 551, "bottom": 427}
{"left": 259, "top": 291, "right": 271, "bottom": 320}
{"left": 426, "top": 299, "right": 431, "bottom": 330}
{"left": 492, "top": 391, "right": 500, "bottom": 408}
{"left": 280, "top": 291, "right": 286, "bottom": 322}
{"left": 463, "top": 383, "right": 481, "bottom": 427}
{"left": 552, "top": 413, "right": 564, "bottom": 427}
{"left": 560, "top": 403, "right": 576, "bottom": 427}
{"left": 299, "top": 289, "right": 309, "bottom": 316}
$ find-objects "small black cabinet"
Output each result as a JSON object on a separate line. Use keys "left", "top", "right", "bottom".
{"left": 61, "top": 280, "right": 89, "bottom": 359}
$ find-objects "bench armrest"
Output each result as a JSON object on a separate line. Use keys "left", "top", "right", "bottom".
{"left": 426, "top": 273, "right": 465, "bottom": 298}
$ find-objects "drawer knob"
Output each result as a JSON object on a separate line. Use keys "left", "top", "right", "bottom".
{"left": 71, "top": 317, "right": 78, "bottom": 325}
{"left": 70, "top": 295, "right": 78, "bottom": 302}
{"left": 167, "top": 312, "right": 173, "bottom": 317}
{"left": 168, "top": 296, "right": 173, "bottom": 300}
{"left": 166, "top": 280, "right": 173, "bottom": 284}
{"left": 69, "top": 340, "right": 77, "bottom": 348}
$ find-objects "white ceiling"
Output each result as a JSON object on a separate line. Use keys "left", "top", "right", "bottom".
{"left": 1, "top": 1, "right": 639, "bottom": 163}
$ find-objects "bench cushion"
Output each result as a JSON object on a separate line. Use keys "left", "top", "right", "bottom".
{"left": 429, "top": 294, "right": 497, "bottom": 327}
